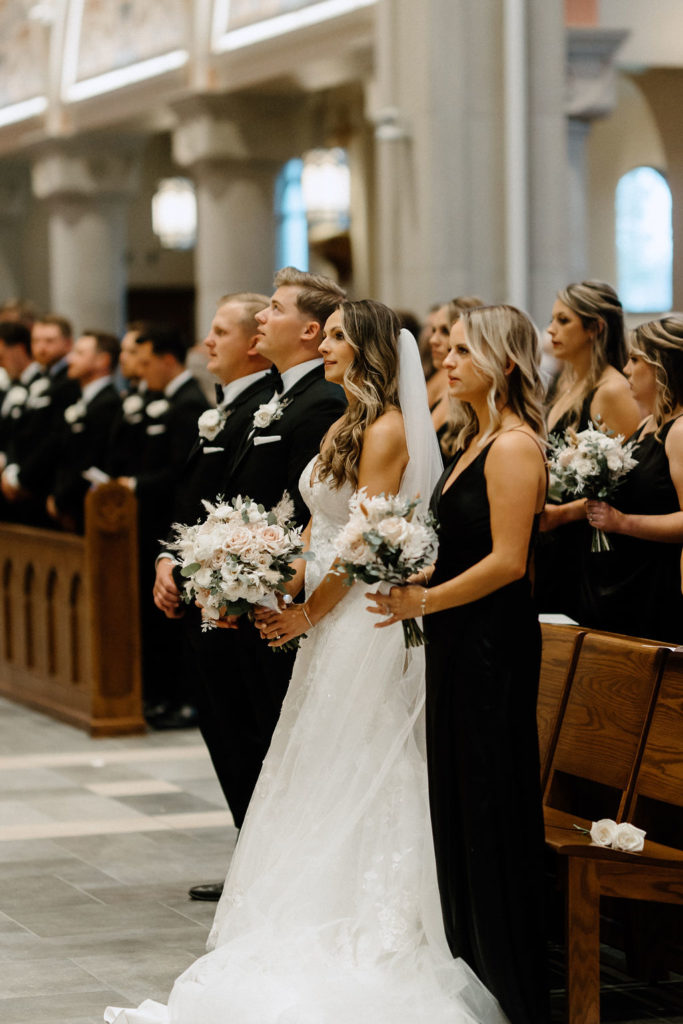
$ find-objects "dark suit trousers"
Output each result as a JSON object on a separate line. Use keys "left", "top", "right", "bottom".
{"left": 182, "top": 609, "right": 294, "bottom": 828}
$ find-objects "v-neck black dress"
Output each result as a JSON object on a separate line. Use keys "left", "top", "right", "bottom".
{"left": 424, "top": 441, "right": 548, "bottom": 1024}
{"left": 579, "top": 417, "right": 683, "bottom": 642}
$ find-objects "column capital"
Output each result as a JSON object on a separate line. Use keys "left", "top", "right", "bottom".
{"left": 30, "top": 138, "right": 142, "bottom": 203}
{"left": 566, "top": 27, "right": 630, "bottom": 121}
{"left": 171, "top": 93, "right": 309, "bottom": 168}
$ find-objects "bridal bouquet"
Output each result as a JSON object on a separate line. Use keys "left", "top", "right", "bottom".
{"left": 168, "top": 492, "right": 310, "bottom": 649}
{"left": 334, "top": 490, "right": 438, "bottom": 649}
{"left": 547, "top": 422, "right": 638, "bottom": 552}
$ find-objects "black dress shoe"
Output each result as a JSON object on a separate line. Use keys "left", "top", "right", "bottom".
{"left": 189, "top": 882, "right": 224, "bottom": 901}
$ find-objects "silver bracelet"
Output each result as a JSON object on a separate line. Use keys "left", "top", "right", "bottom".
{"left": 301, "top": 603, "right": 314, "bottom": 628}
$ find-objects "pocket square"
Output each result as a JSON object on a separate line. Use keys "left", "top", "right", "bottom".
{"left": 146, "top": 424, "right": 166, "bottom": 436}
{"left": 253, "top": 434, "right": 281, "bottom": 446}
{"left": 202, "top": 446, "right": 225, "bottom": 454}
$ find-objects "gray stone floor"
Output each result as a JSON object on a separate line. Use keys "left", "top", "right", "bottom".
{"left": 0, "top": 697, "right": 237, "bottom": 1024}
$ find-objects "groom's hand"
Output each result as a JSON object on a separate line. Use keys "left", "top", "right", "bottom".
{"left": 153, "top": 559, "right": 183, "bottom": 618}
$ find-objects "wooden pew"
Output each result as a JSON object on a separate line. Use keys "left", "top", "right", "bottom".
{"left": 0, "top": 482, "right": 145, "bottom": 736}
{"left": 538, "top": 623, "right": 585, "bottom": 789}
{"left": 542, "top": 633, "right": 681, "bottom": 1024}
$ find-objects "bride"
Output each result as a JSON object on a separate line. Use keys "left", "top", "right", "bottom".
{"left": 105, "top": 300, "right": 507, "bottom": 1024}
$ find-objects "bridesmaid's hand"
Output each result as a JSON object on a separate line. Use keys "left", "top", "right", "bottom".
{"left": 366, "top": 585, "right": 426, "bottom": 626}
{"left": 585, "top": 499, "right": 625, "bottom": 535}
{"left": 254, "top": 598, "right": 311, "bottom": 647}
{"left": 539, "top": 499, "right": 586, "bottom": 531}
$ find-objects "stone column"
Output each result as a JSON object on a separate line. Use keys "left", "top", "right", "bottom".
{"left": 369, "top": 0, "right": 568, "bottom": 326}
{"left": 173, "top": 96, "right": 306, "bottom": 335}
{"left": 0, "top": 164, "right": 28, "bottom": 301}
{"left": 31, "top": 142, "right": 141, "bottom": 333}
{"left": 564, "top": 27, "right": 629, "bottom": 282}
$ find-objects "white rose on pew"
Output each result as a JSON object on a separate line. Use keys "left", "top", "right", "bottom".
{"left": 613, "top": 822, "right": 646, "bottom": 853}
{"left": 589, "top": 818, "right": 619, "bottom": 847}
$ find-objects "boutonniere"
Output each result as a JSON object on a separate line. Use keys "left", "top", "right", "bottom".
{"left": 146, "top": 398, "right": 170, "bottom": 419}
{"left": 253, "top": 396, "right": 291, "bottom": 430}
{"left": 198, "top": 407, "right": 230, "bottom": 442}
{"left": 122, "top": 393, "right": 145, "bottom": 422}
{"left": 5, "top": 385, "right": 27, "bottom": 409}
{"left": 29, "top": 376, "right": 50, "bottom": 397}
{"left": 64, "top": 399, "right": 87, "bottom": 425}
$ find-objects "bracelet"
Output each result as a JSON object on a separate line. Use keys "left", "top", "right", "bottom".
{"left": 301, "top": 603, "right": 314, "bottom": 628}
{"left": 420, "top": 587, "right": 428, "bottom": 617}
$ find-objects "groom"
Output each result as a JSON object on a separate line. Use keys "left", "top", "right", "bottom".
{"left": 155, "top": 269, "right": 346, "bottom": 899}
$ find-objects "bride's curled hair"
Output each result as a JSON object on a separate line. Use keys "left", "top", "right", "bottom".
{"left": 449, "top": 304, "right": 546, "bottom": 451}
{"left": 317, "top": 299, "right": 401, "bottom": 490}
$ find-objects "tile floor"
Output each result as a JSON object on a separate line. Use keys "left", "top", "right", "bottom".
{"left": 1, "top": 695, "right": 682, "bottom": 1024}
{"left": 0, "top": 696, "right": 236, "bottom": 1024}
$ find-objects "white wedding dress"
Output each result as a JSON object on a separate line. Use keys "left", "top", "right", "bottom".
{"left": 105, "top": 456, "right": 507, "bottom": 1024}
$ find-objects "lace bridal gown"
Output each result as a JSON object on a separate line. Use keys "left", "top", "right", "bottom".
{"left": 106, "top": 335, "right": 508, "bottom": 1024}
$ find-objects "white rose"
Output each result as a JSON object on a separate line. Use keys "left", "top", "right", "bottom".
{"left": 590, "top": 818, "right": 619, "bottom": 847}
{"left": 253, "top": 401, "right": 280, "bottom": 428}
{"left": 613, "top": 822, "right": 646, "bottom": 853}
{"left": 29, "top": 376, "right": 50, "bottom": 396}
{"left": 5, "top": 385, "right": 27, "bottom": 407}
{"left": 123, "top": 394, "right": 144, "bottom": 416}
{"left": 259, "top": 524, "right": 288, "bottom": 554}
{"left": 605, "top": 450, "right": 624, "bottom": 472}
{"left": 225, "top": 526, "right": 257, "bottom": 557}
{"left": 64, "top": 400, "right": 86, "bottom": 424}
{"left": 377, "top": 516, "right": 409, "bottom": 546}
{"left": 198, "top": 408, "right": 224, "bottom": 441}
{"left": 146, "top": 398, "right": 170, "bottom": 418}
{"left": 558, "top": 449, "right": 576, "bottom": 468}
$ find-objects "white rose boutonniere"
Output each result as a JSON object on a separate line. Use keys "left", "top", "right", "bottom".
{"left": 253, "top": 397, "right": 291, "bottom": 430}
{"left": 146, "top": 398, "right": 170, "bottom": 419}
{"left": 64, "top": 399, "right": 87, "bottom": 425}
{"left": 198, "top": 407, "right": 227, "bottom": 442}
{"left": 29, "top": 376, "right": 50, "bottom": 397}
{"left": 574, "top": 818, "right": 646, "bottom": 853}
{"left": 122, "top": 393, "right": 145, "bottom": 422}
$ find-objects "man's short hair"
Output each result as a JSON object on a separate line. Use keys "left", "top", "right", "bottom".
{"left": 82, "top": 330, "right": 120, "bottom": 372}
{"left": 218, "top": 292, "right": 270, "bottom": 335}
{"left": 273, "top": 267, "right": 346, "bottom": 328}
{"left": 0, "top": 320, "right": 31, "bottom": 353}
{"left": 135, "top": 324, "right": 189, "bottom": 363}
{"left": 34, "top": 314, "right": 72, "bottom": 339}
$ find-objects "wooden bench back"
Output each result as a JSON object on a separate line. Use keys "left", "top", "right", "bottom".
{"left": 626, "top": 647, "right": 683, "bottom": 849}
{"left": 543, "top": 630, "right": 672, "bottom": 821}
{"left": 537, "top": 623, "right": 585, "bottom": 788}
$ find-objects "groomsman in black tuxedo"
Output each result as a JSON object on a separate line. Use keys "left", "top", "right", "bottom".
{"left": 0, "top": 321, "right": 41, "bottom": 523}
{"left": 118, "top": 325, "right": 209, "bottom": 724}
{"left": 106, "top": 321, "right": 157, "bottom": 480}
{"left": 154, "top": 269, "right": 346, "bottom": 899}
{"left": 48, "top": 331, "right": 121, "bottom": 533}
{"left": 1, "top": 315, "right": 80, "bottom": 525}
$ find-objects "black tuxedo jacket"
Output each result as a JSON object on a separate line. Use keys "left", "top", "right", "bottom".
{"left": 9, "top": 363, "right": 80, "bottom": 498}
{"left": 168, "top": 374, "right": 274, "bottom": 535}
{"left": 106, "top": 386, "right": 162, "bottom": 478}
{"left": 227, "top": 365, "right": 346, "bottom": 528}
{"left": 135, "top": 376, "right": 209, "bottom": 540}
{"left": 52, "top": 384, "right": 122, "bottom": 532}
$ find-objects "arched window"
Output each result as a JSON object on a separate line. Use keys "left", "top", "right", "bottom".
{"left": 616, "top": 166, "right": 672, "bottom": 313}
{"left": 275, "top": 158, "right": 308, "bottom": 272}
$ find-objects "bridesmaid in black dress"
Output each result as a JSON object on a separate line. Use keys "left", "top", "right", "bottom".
{"left": 582, "top": 315, "right": 683, "bottom": 642}
{"left": 369, "top": 305, "right": 549, "bottom": 1024}
{"left": 535, "top": 281, "right": 640, "bottom": 618}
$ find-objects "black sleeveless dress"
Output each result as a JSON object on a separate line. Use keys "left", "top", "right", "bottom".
{"left": 534, "top": 389, "right": 595, "bottom": 618}
{"left": 579, "top": 417, "right": 683, "bottom": 642}
{"left": 424, "top": 440, "right": 548, "bottom": 1024}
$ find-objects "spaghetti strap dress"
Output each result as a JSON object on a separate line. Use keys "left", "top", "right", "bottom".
{"left": 424, "top": 438, "right": 548, "bottom": 1024}
{"left": 579, "top": 416, "right": 683, "bottom": 642}
{"left": 534, "top": 389, "right": 596, "bottom": 618}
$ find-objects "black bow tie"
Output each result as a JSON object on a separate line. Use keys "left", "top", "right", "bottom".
{"left": 214, "top": 383, "right": 224, "bottom": 405}
{"left": 268, "top": 366, "right": 284, "bottom": 394}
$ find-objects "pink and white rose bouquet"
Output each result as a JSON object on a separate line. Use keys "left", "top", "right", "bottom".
{"left": 168, "top": 492, "right": 311, "bottom": 649}
{"left": 334, "top": 490, "right": 438, "bottom": 649}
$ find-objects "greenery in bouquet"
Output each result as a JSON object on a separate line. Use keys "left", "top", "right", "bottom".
{"left": 333, "top": 490, "right": 439, "bottom": 648}
{"left": 547, "top": 421, "right": 638, "bottom": 551}
{"left": 168, "top": 492, "right": 312, "bottom": 650}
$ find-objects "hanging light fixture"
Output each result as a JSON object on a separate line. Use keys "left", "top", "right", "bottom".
{"left": 301, "top": 148, "right": 350, "bottom": 233}
{"left": 151, "top": 177, "right": 197, "bottom": 250}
